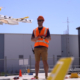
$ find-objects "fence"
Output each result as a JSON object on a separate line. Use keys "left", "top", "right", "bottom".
{"left": 0, "top": 56, "right": 80, "bottom": 75}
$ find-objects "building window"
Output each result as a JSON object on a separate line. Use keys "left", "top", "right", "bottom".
{"left": 57, "top": 55, "right": 61, "bottom": 61}
{"left": 19, "top": 55, "right": 23, "bottom": 59}
{"left": 19, "top": 55, "right": 24, "bottom": 65}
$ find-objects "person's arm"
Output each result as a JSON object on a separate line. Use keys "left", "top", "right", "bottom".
{"left": 31, "top": 31, "right": 40, "bottom": 42}
{"left": 45, "top": 36, "right": 51, "bottom": 40}
{"left": 31, "top": 37, "right": 40, "bottom": 42}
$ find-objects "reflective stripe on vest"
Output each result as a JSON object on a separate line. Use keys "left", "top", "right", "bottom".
{"left": 36, "top": 39, "right": 49, "bottom": 44}
{"left": 44, "top": 28, "right": 47, "bottom": 35}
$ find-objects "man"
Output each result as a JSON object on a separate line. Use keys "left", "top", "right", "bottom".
{"left": 31, "top": 16, "right": 51, "bottom": 79}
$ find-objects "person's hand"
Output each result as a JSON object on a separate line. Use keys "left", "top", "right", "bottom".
{"left": 31, "top": 36, "right": 41, "bottom": 42}
{"left": 35, "top": 36, "right": 41, "bottom": 40}
{"left": 41, "top": 36, "right": 46, "bottom": 39}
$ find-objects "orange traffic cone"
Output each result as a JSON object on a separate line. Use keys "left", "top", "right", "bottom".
{"left": 19, "top": 69, "right": 22, "bottom": 77}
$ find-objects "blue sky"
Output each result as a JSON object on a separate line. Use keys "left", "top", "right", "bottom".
{"left": 0, "top": 0, "right": 80, "bottom": 35}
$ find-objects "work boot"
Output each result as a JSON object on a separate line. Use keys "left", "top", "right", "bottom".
{"left": 45, "top": 76, "right": 47, "bottom": 79}
{"left": 34, "top": 76, "right": 38, "bottom": 79}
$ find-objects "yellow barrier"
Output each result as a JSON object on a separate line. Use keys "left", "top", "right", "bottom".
{"left": 69, "top": 73, "right": 79, "bottom": 78}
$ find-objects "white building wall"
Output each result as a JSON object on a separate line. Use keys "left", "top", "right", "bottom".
{"left": 4, "top": 33, "right": 79, "bottom": 72}
{"left": 69, "top": 35, "right": 79, "bottom": 66}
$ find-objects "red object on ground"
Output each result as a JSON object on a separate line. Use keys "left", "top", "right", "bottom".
{"left": 13, "top": 77, "right": 19, "bottom": 79}
{"left": 65, "top": 76, "right": 69, "bottom": 79}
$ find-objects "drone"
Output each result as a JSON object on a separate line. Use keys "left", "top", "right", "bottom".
{"left": 0, "top": 7, "right": 33, "bottom": 25}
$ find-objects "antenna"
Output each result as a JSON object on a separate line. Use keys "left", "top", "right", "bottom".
{"left": 63, "top": 17, "right": 72, "bottom": 57}
{"left": 66, "top": 17, "right": 69, "bottom": 57}
{"left": 63, "top": 17, "right": 69, "bottom": 34}
{"left": 67, "top": 17, "right": 69, "bottom": 34}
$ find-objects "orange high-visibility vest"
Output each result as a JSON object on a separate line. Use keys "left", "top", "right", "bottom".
{"left": 33, "top": 27, "right": 49, "bottom": 48}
